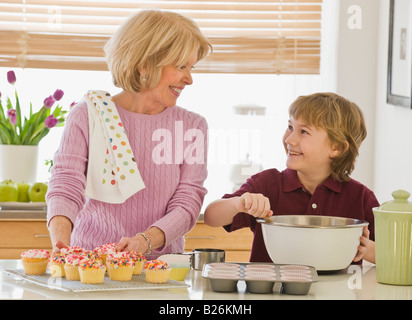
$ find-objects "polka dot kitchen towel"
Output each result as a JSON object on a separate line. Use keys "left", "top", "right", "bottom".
{"left": 81, "top": 90, "right": 145, "bottom": 203}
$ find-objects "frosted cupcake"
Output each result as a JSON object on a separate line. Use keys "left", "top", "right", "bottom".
{"left": 21, "top": 249, "right": 50, "bottom": 275}
{"left": 60, "top": 246, "right": 85, "bottom": 255}
{"left": 64, "top": 254, "right": 88, "bottom": 281}
{"left": 129, "top": 251, "right": 146, "bottom": 275}
{"left": 93, "top": 243, "right": 118, "bottom": 266}
{"left": 106, "top": 252, "right": 135, "bottom": 281}
{"left": 158, "top": 254, "right": 190, "bottom": 281}
{"left": 144, "top": 260, "right": 171, "bottom": 283}
{"left": 49, "top": 253, "right": 67, "bottom": 277}
{"left": 78, "top": 260, "right": 106, "bottom": 284}
{"left": 79, "top": 250, "right": 102, "bottom": 263}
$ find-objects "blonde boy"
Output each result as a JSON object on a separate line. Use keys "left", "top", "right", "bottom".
{"left": 204, "top": 92, "right": 378, "bottom": 264}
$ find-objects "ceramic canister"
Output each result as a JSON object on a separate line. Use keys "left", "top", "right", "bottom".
{"left": 373, "top": 190, "right": 412, "bottom": 285}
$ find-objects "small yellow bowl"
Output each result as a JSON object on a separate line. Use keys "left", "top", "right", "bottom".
{"left": 168, "top": 267, "right": 190, "bottom": 281}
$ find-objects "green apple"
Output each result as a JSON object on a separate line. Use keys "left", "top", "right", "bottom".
{"left": 17, "top": 182, "right": 31, "bottom": 202}
{"left": 0, "top": 179, "right": 19, "bottom": 202}
{"left": 28, "top": 182, "right": 48, "bottom": 202}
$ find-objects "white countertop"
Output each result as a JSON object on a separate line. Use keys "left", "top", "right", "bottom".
{"left": 1, "top": 259, "right": 411, "bottom": 301}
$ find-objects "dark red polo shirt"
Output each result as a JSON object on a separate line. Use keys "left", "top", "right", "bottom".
{"left": 222, "top": 168, "right": 379, "bottom": 263}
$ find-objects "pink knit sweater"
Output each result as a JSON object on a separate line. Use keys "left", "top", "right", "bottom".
{"left": 46, "top": 101, "right": 208, "bottom": 258}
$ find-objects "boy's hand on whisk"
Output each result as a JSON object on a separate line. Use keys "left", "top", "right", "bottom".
{"left": 235, "top": 192, "right": 273, "bottom": 218}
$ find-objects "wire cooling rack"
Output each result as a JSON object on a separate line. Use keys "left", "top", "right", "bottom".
{"left": 4, "top": 269, "right": 189, "bottom": 292}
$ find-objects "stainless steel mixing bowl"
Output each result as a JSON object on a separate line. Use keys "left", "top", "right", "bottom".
{"left": 258, "top": 215, "right": 368, "bottom": 271}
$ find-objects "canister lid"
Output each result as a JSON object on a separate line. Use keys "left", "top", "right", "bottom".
{"left": 377, "top": 190, "right": 412, "bottom": 212}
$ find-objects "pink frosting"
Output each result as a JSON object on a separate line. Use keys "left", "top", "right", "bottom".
{"left": 93, "top": 243, "right": 118, "bottom": 255}
{"left": 60, "top": 246, "right": 85, "bottom": 254}
{"left": 65, "top": 254, "right": 88, "bottom": 266}
{"left": 21, "top": 249, "right": 50, "bottom": 259}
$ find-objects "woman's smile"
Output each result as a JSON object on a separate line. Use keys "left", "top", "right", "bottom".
{"left": 169, "top": 85, "right": 183, "bottom": 97}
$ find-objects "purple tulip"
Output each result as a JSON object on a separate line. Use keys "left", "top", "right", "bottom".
{"left": 53, "top": 89, "right": 64, "bottom": 101}
{"left": 43, "top": 95, "right": 55, "bottom": 108}
{"left": 7, "top": 109, "right": 17, "bottom": 125}
{"left": 44, "top": 115, "right": 58, "bottom": 128}
{"left": 7, "top": 71, "right": 16, "bottom": 85}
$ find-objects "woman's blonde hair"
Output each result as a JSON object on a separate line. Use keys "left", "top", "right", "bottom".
{"left": 104, "top": 10, "right": 212, "bottom": 93}
{"left": 288, "top": 92, "right": 367, "bottom": 182}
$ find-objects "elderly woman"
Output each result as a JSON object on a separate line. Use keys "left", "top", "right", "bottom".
{"left": 46, "top": 10, "right": 212, "bottom": 258}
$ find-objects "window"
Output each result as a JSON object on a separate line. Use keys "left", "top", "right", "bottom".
{"left": 0, "top": 0, "right": 322, "bottom": 74}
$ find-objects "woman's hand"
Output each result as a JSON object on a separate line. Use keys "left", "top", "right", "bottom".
{"left": 353, "top": 226, "right": 373, "bottom": 262}
{"left": 52, "top": 240, "right": 68, "bottom": 256}
{"left": 117, "top": 227, "right": 165, "bottom": 254}
{"left": 117, "top": 234, "right": 151, "bottom": 253}
{"left": 234, "top": 192, "right": 273, "bottom": 218}
{"left": 48, "top": 215, "right": 72, "bottom": 256}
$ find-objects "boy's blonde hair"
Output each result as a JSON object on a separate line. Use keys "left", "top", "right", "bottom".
{"left": 104, "top": 10, "right": 212, "bottom": 93}
{"left": 288, "top": 92, "right": 367, "bottom": 182}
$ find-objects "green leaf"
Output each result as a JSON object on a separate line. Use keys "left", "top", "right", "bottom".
{"left": 30, "top": 127, "right": 50, "bottom": 145}
{"left": 32, "top": 107, "right": 50, "bottom": 129}
{"left": 28, "top": 121, "right": 48, "bottom": 144}
{"left": 29, "top": 108, "right": 44, "bottom": 129}
{"left": 0, "top": 117, "right": 18, "bottom": 142}
{"left": 55, "top": 118, "right": 65, "bottom": 127}
{"left": 0, "top": 100, "right": 5, "bottom": 121}
{"left": 14, "top": 89, "right": 22, "bottom": 134}
{"left": 52, "top": 105, "right": 61, "bottom": 116}
{"left": 20, "top": 117, "right": 34, "bottom": 144}
{"left": 6, "top": 97, "right": 12, "bottom": 110}
{"left": 0, "top": 121, "right": 12, "bottom": 144}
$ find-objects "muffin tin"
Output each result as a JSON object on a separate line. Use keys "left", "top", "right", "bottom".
{"left": 202, "top": 262, "right": 318, "bottom": 295}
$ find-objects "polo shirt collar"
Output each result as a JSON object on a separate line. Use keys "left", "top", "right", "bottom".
{"left": 282, "top": 168, "right": 343, "bottom": 193}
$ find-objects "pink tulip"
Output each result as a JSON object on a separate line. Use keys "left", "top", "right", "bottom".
{"left": 7, "top": 71, "right": 16, "bottom": 85}
{"left": 7, "top": 109, "right": 17, "bottom": 125}
{"left": 53, "top": 89, "right": 64, "bottom": 101}
{"left": 43, "top": 95, "right": 55, "bottom": 108}
{"left": 44, "top": 115, "right": 58, "bottom": 128}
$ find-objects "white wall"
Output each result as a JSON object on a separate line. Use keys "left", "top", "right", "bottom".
{"left": 373, "top": 0, "right": 412, "bottom": 202}
{"left": 335, "top": 0, "right": 379, "bottom": 191}
{"left": 335, "top": 0, "right": 412, "bottom": 203}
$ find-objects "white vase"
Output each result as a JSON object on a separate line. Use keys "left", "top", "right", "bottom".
{"left": 0, "top": 145, "right": 39, "bottom": 183}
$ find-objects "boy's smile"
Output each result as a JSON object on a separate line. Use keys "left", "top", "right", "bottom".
{"left": 287, "top": 150, "right": 303, "bottom": 156}
{"left": 282, "top": 116, "right": 339, "bottom": 190}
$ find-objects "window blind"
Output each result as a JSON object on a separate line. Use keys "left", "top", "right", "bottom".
{"left": 0, "top": 0, "right": 322, "bottom": 74}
